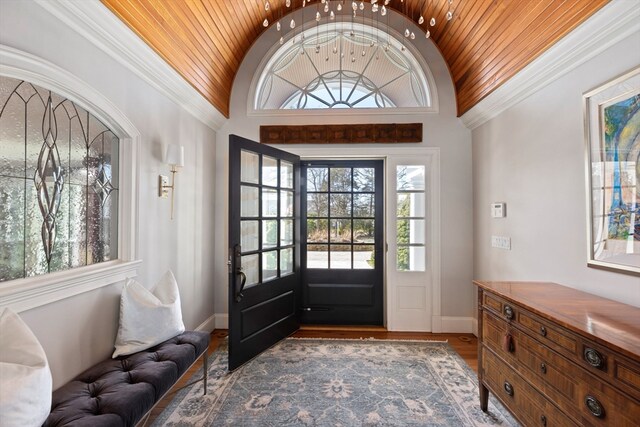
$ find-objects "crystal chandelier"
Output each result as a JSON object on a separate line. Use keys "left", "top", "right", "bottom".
{"left": 261, "top": 0, "right": 454, "bottom": 46}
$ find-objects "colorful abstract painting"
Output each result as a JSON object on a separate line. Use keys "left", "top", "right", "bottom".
{"left": 603, "top": 92, "right": 640, "bottom": 242}
{"left": 585, "top": 67, "right": 640, "bottom": 275}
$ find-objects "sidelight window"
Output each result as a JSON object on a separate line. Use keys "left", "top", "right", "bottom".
{"left": 396, "top": 165, "right": 426, "bottom": 271}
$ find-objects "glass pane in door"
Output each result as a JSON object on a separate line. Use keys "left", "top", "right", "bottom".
{"left": 241, "top": 221, "right": 259, "bottom": 252}
{"left": 242, "top": 254, "right": 259, "bottom": 286}
{"left": 262, "top": 251, "right": 278, "bottom": 281}
{"left": 241, "top": 150, "right": 259, "bottom": 184}
{"left": 241, "top": 186, "right": 259, "bottom": 217}
{"left": 262, "top": 156, "right": 278, "bottom": 186}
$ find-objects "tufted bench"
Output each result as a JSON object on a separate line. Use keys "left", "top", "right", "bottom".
{"left": 43, "top": 331, "right": 210, "bottom": 427}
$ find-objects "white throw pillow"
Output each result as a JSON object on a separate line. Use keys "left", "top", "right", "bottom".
{"left": 113, "top": 270, "right": 185, "bottom": 358}
{"left": 0, "top": 307, "right": 52, "bottom": 427}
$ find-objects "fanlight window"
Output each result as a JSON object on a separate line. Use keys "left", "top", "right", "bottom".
{"left": 0, "top": 76, "right": 119, "bottom": 282}
{"left": 255, "top": 22, "right": 432, "bottom": 110}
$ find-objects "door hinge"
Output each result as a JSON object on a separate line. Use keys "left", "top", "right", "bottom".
{"left": 227, "top": 255, "right": 232, "bottom": 273}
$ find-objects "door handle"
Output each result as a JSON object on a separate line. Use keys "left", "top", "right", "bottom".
{"left": 233, "top": 244, "right": 246, "bottom": 302}
{"left": 235, "top": 269, "right": 247, "bottom": 302}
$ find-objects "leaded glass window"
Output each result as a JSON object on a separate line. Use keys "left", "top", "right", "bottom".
{"left": 0, "top": 76, "right": 119, "bottom": 282}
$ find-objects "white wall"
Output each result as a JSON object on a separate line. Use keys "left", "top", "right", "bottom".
{"left": 472, "top": 32, "right": 640, "bottom": 307}
{"left": 213, "top": 10, "right": 474, "bottom": 326}
{"left": 0, "top": 1, "right": 217, "bottom": 388}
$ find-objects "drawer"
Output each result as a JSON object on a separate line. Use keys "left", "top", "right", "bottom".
{"left": 482, "top": 312, "right": 640, "bottom": 426}
{"left": 483, "top": 292, "right": 518, "bottom": 322}
{"left": 574, "top": 379, "right": 640, "bottom": 427}
{"left": 483, "top": 311, "right": 580, "bottom": 409}
{"left": 481, "top": 291, "right": 577, "bottom": 357}
{"left": 516, "top": 309, "right": 578, "bottom": 356}
{"left": 577, "top": 337, "right": 640, "bottom": 401}
{"left": 481, "top": 346, "right": 578, "bottom": 427}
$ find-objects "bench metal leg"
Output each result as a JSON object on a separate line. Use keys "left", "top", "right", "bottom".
{"left": 203, "top": 351, "right": 208, "bottom": 396}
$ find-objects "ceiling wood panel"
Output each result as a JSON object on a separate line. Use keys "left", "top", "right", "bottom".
{"left": 101, "top": 0, "right": 610, "bottom": 118}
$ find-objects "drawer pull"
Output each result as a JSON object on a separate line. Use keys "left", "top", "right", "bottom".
{"left": 540, "top": 363, "right": 547, "bottom": 374}
{"left": 584, "top": 347, "right": 605, "bottom": 370}
{"left": 540, "top": 415, "right": 547, "bottom": 426}
{"left": 540, "top": 326, "right": 547, "bottom": 337}
{"left": 585, "top": 395, "right": 605, "bottom": 418}
{"left": 503, "top": 305, "right": 514, "bottom": 320}
{"left": 503, "top": 381, "right": 514, "bottom": 397}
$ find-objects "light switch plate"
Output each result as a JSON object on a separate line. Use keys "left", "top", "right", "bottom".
{"left": 491, "top": 236, "right": 511, "bottom": 250}
{"left": 159, "top": 175, "right": 169, "bottom": 198}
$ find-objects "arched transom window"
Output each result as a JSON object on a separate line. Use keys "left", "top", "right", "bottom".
{"left": 254, "top": 22, "right": 433, "bottom": 111}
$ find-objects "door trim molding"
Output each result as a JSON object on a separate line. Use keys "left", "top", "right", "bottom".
{"left": 277, "top": 146, "right": 441, "bottom": 333}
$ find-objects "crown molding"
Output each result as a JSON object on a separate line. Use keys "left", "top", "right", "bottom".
{"left": 461, "top": 0, "right": 640, "bottom": 130}
{"left": 34, "top": 0, "right": 227, "bottom": 131}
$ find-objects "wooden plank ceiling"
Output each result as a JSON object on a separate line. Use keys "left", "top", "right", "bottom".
{"left": 101, "top": 0, "right": 609, "bottom": 118}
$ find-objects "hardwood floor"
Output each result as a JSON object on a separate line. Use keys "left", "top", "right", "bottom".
{"left": 146, "top": 328, "right": 478, "bottom": 425}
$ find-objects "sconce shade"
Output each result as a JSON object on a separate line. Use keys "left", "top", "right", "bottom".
{"left": 165, "top": 145, "right": 184, "bottom": 167}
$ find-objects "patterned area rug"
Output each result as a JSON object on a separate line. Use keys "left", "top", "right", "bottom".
{"left": 152, "top": 338, "right": 517, "bottom": 426}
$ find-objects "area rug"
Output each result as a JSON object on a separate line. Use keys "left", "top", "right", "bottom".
{"left": 152, "top": 338, "right": 517, "bottom": 426}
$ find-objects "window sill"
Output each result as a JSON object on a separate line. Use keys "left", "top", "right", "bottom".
{"left": 0, "top": 259, "right": 141, "bottom": 313}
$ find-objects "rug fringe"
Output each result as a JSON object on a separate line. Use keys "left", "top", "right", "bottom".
{"left": 286, "top": 337, "right": 448, "bottom": 343}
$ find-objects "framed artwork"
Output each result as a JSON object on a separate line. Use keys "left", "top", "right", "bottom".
{"left": 584, "top": 67, "right": 640, "bottom": 275}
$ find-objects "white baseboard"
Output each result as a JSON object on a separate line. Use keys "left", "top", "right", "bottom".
{"left": 472, "top": 318, "right": 478, "bottom": 337}
{"left": 214, "top": 313, "right": 229, "bottom": 330}
{"left": 436, "top": 316, "right": 475, "bottom": 334}
{"left": 195, "top": 314, "right": 216, "bottom": 333}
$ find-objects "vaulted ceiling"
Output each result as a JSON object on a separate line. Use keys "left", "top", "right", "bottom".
{"left": 101, "top": 0, "right": 609, "bottom": 118}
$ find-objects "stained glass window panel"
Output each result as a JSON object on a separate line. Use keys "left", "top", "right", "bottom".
{"left": 0, "top": 76, "right": 119, "bottom": 282}
{"left": 0, "top": 177, "right": 25, "bottom": 281}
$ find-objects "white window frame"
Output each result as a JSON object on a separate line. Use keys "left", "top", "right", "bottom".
{"left": 0, "top": 46, "right": 140, "bottom": 312}
{"left": 386, "top": 155, "right": 440, "bottom": 332}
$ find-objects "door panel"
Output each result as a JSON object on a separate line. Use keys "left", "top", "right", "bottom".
{"left": 301, "top": 160, "right": 384, "bottom": 325}
{"left": 228, "top": 134, "right": 300, "bottom": 371}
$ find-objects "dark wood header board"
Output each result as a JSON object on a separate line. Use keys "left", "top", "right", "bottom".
{"left": 260, "top": 123, "right": 422, "bottom": 144}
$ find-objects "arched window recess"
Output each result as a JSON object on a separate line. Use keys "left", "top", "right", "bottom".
{"left": 251, "top": 20, "right": 438, "bottom": 115}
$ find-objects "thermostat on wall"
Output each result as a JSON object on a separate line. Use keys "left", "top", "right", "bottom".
{"left": 492, "top": 202, "right": 506, "bottom": 218}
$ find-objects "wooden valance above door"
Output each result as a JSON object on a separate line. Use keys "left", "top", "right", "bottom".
{"left": 260, "top": 123, "right": 422, "bottom": 144}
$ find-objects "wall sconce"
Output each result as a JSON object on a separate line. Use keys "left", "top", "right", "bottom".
{"left": 158, "top": 144, "right": 184, "bottom": 220}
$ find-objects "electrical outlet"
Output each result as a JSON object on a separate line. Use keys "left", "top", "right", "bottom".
{"left": 491, "top": 236, "right": 511, "bottom": 250}
{"left": 158, "top": 175, "right": 169, "bottom": 198}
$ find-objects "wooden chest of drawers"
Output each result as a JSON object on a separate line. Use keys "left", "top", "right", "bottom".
{"left": 475, "top": 281, "right": 640, "bottom": 426}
